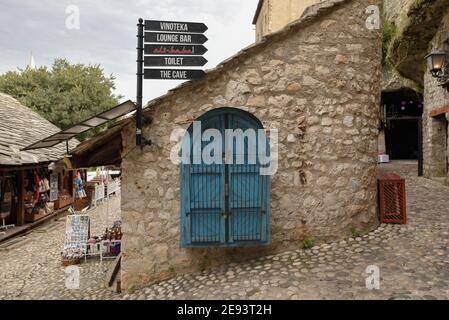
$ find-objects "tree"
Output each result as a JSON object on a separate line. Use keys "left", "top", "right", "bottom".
{"left": 0, "top": 58, "right": 123, "bottom": 140}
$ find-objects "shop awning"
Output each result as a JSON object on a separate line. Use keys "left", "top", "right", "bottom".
{"left": 22, "top": 100, "right": 136, "bottom": 151}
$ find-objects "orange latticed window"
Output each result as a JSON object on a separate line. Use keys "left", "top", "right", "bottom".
{"left": 378, "top": 172, "right": 407, "bottom": 224}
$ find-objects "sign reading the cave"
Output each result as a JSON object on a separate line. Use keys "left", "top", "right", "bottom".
{"left": 144, "top": 19, "right": 208, "bottom": 80}
{"left": 144, "top": 69, "right": 206, "bottom": 80}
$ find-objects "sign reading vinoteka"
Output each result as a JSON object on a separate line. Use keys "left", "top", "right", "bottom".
{"left": 145, "top": 20, "right": 208, "bottom": 34}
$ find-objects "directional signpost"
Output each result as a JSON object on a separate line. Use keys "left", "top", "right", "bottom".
{"left": 144, "top": 69, "right": 206, "bottom": 80}
{"left": 135, "top": 18, "right": 209, "bottom": 148}
{"left": 144, "top": 56, "right": 208, "bottom": 67}
{"left": 144, "top": 32, "right": 208, "bottom": 44}
{"left": 144, "top": 44, "right": 208, "bottom": 56}
{"left": 144, "top": 20, "right": 208, "bottom": 33}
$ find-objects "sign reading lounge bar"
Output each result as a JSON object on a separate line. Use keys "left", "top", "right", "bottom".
{"left": 144, "top": 20, "right": 208, "bottom": 34}
{"left": 144, "top": 69, "right": 206, "bottom": 80}
{"left": 145, "top": 32, "right": 208, "bottom": 44}
{"left": 144, "top": 56, "right": 208, "bottom": 67}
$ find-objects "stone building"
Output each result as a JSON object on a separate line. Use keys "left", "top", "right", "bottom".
{"left": 385, "top": 0, "right": 449, "bottom": 181}
{"left": 72, "top": 0, "right": 382, "bottom": 291}
{"left": 253, "top": 0, "right": 325, "bottom": 41}
{"left": 422, "top": 7, "right": 449, "bottom": 181}
{"left": 97, "top": 0, "right": 381, "bottom": 289}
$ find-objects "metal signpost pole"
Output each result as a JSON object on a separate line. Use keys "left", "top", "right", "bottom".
{"left": 136, "top": 18, "right": 144, "bottom": 149}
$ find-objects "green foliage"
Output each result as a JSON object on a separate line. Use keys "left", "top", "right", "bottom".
{"left": 0, "top": 58, "right": 122, "bottom": 140}
{"left": 302, "top": 238, "right": 314, "bottom": 250}
{"left": 382, "top": 18, "right": 397, "bottom": 65}
{"left": 351, "top": 225, "right": 361, "bottom": 238}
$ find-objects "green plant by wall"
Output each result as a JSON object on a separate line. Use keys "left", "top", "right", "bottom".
{"left": 382, "top": 18, "right": 397, "bottom": 65}
{"left": 303, "top": 238, "right": 314, "bottom": 249}
{"left": 351, "top": 226, "right": 361, "bottom": 238}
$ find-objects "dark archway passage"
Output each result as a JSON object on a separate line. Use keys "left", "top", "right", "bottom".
{"left": 381, "top": 88, "right": 423, "bottom": 160}
{"left": 386, "top": 119, "right": 419, "bottom": 160}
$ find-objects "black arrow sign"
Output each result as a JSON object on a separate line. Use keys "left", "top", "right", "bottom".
{"left": 144, "top": 44, "right": 208, "bottom": 55}
{"left": 145, "top": 20, "right": 208, "bottom": 34}
{"left": 144, "top": 56, "right": 208, "bottom": 67}
{"left": 144, "top": 69, "right": 206, "bottom": 80}
{"left": 145, "top": 32, "right": 208, "bottom": 44}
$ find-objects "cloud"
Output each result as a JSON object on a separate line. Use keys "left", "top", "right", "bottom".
{"left": 0, "top": 0, "right": 258, "bottom": 103}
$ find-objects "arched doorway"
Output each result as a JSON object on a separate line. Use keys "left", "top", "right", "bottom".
{"left": 180, "top": 108, "right": 271, "bottom": 248}
{"left": 380, "top": 88, "right": 424, "bottom": 175}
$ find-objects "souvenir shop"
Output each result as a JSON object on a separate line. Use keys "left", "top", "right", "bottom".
{"left": 0, "top": 161, "right": 89, "bottom": 235}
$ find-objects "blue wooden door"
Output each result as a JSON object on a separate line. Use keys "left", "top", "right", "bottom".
{"left": 227, "top": 113, "right": 270, "bottom": 244}
{"left": 181, "top": 114, "right": 226, "bottom": 246}
{"left": 181, "top": 108, "right": 270, "bottom": 247}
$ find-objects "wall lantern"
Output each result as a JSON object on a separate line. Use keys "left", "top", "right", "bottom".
{"left": 425, "top": 49, "right": 449, "bottom": 82}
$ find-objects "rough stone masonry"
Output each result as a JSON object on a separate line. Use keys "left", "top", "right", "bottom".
{"left": 118, "top": 0, "right": 382, "bottom": 291}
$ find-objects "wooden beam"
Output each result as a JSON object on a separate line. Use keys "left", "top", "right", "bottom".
{"left": 105, "top": 253, "right": 121, "bottom": 288}
{"left": 73, "top": 134, "right": 122, "bottom": 168}
{"left": 16, "top": 170, "right": 25, "bottom": 226}
{"left": 429, "top": 104, "right": 449, "bottom": 117}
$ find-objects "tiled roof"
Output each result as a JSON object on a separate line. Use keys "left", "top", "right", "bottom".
{"left": 0, "top": 92, "right": 78, "bottom": 166}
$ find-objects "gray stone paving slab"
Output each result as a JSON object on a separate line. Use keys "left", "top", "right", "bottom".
{"left": 1, "top": 162, "right": 449, "bottom": 300}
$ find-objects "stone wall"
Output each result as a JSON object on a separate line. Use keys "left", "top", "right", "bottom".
{"left": 423, "top": 10, "right": 449, "bottom": 179}
{"left": 120, "top": 0, "right": 382, "bottom": 291}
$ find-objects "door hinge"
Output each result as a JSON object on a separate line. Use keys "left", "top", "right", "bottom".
{"left": 222, "top": 210, "right": 229, "bottom": 220}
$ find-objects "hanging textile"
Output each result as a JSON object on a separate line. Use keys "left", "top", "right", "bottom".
{"left": 74, "top": 171, "right": 87, "bottom": 199}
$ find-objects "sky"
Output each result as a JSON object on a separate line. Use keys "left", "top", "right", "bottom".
{"left": 0, "top": 0, "right": 259, "bottom": 103}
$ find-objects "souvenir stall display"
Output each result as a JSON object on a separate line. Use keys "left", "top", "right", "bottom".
{"left": 73, "top": 169, "right": 90, "bottom": 211}
{"left": 61, "top": 211, "right": 90, "bottom": 266}
{"left": 54, "top": 169, "right": 74, "bottom": 210}
{"left": 24, "top": 169, "right": 54, "bottom": 222}
{"left": 0, "top": 176, "right": 16, "bottom": 233}
{"left": 85, "top": 220, "right": 122, "bottom": 262}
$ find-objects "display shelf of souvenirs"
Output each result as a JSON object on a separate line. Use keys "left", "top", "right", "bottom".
{"left": 24, "top": 191, "right": 54, "bottom": 223}
{"left": 86, "top": 221, "right": 122, "bottom": 260}
{"left": 102, "top": 221, "right": 122, "bottom": 256}
{"left": 54, "top": 191, "right": 74, "bottom": 210}
{"left": 61, "top": 247, "right": 83, "bottom": 266}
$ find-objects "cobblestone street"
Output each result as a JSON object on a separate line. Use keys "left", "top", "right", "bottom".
{"left": 0, "top": 196, "right": 121, "bottom": 300}
{"left": 1, "top": 161, "right": 449, "bottom": 300}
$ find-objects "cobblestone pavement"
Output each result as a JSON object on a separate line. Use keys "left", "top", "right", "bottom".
{"left": 0, "top": 196, "right": 122, "bottom": 300}
{"left": 2, "top": 162, "right": 449, "bottom": 300}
